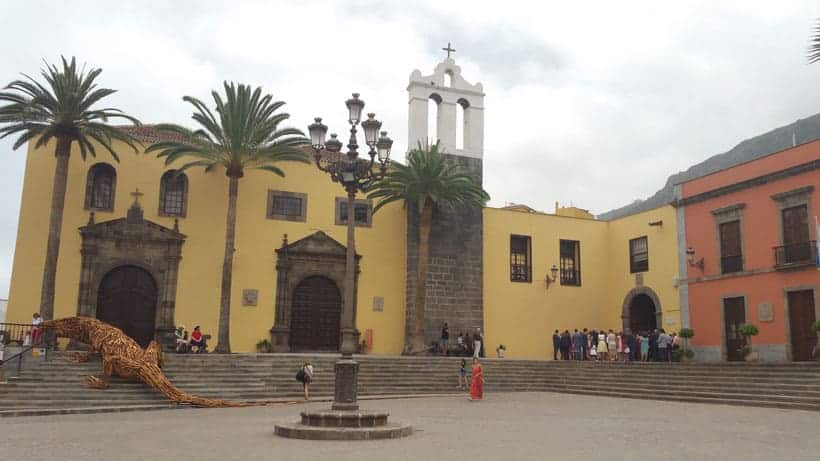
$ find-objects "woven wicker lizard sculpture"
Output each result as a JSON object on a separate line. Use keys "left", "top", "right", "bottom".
{"left": 42, "top": 316, "right": 249, "bottom": 407}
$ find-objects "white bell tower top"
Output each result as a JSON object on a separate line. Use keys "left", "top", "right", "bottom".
{"left": 407, "top": 52, "right": 485, "bottom": 159}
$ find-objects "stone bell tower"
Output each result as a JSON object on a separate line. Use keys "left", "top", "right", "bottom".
{"left": 407, "top": 50, "right": 485, "bottom": 164}
{"left": 404, "top": 48, "right": 486, "bottom": 348}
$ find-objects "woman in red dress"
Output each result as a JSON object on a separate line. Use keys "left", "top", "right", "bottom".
{"left": 469, "top": 357, "right": 484, "bottom": 401}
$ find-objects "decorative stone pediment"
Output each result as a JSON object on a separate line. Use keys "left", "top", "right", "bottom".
{"left": 80, "top": 211, "right": 186, "bottom": 244}
{"left": 275, "top": 230, "right": 359, "bottom": 259}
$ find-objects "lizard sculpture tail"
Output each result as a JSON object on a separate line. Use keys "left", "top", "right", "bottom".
{"left": 42, "top": 317, "right": 257, "bottom": 408}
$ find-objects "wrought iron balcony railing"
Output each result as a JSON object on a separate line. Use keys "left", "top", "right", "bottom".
{"left": 560, "top": 268, "right": 581, "bottom": 286}
{"left": 773, "top": 241, "right": 817, "bottom": 268}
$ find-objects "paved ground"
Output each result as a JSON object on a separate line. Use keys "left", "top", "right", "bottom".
{"left": 2, "top": 392, "right": 818, "bottom": 460}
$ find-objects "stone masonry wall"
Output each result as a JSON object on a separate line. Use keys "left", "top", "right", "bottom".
{"left": 405, "top": 154, "right": 484, "bottom": 347}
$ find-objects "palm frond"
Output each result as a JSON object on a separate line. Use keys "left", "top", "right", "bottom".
{"left": 149, "top": 82, "right": 309, "bottom": 179}
{"left": 367, "top": 140, "right": 489, "bottom": 214}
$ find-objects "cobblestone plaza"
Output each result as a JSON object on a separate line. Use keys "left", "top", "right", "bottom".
{"left": 2, "top": 392, "right": 817, "bottom": 460}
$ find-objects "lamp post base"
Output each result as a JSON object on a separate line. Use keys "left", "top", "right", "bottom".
{"left": 331, "top": 358, "right": 360, "bottom": 411}
{"left": 274, "top": 410, "right": 413, "bottom": 440}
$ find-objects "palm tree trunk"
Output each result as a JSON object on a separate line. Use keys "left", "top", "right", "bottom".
{"left": 214, "top": 175, "right": 239, "bottom": 353}
{"left": 412, "top": 200, "right": 433, "bottom": 352}
{"left": 39, "top": 136, "right": 71, "bottom": 322}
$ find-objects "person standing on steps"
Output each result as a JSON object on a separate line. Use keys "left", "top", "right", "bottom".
{"left": 473, "top": 328, "right": 483, "bottom": 359}
{"left": 552, "top": 329, "right": 561, "bottom": 360}
{"left": 441, "top": 322, "right": 450, "bottom": 356}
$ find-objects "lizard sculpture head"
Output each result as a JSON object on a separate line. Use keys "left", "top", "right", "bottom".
{"left": 42, "top": 316, "right": 101, "bottom": 344}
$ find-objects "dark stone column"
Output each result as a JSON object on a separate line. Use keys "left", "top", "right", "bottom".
{"left": 405, "top": 154, "right": 484, "bottom": 347}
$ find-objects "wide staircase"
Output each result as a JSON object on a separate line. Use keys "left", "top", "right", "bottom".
{"left": 1, "top": 353, "right": 819, "bottom": 416}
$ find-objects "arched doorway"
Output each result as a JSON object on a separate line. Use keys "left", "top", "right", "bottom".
{"left": 629, "top": 294, "right": 658, "bottom": 334}
{"left": 289, "top": 276, "right": 342, "bottom": 351}
{"left": 621, "top": 286, "right": 662, "bottom": 334}
{"left": 96, "top": 265, "right": 158, "bottom": 347}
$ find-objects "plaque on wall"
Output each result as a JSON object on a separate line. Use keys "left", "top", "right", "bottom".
{"left": 758, "top": 302, "right": 774, "bottom": 322}
{"left": 373, "top": 296, "right": 384, "bottom": 312}
{"left": 242, "top": 289, "right": 258, "bottom": 307}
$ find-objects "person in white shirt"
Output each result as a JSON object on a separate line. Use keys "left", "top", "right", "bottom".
{"left": 301, "top": 362, "right": 314, "bottom": 400}
{"left": 31, "top": 313, "right": 43, "bottom": 344}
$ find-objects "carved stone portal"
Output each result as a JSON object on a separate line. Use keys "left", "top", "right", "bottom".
{"left": 76, "top": 202, "right": 185, "bottom": 350}
{"left": 270, "top": 231, "right": 360, "bottom": 352}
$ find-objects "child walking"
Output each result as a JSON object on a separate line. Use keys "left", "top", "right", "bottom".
{"left": 458, "top": 358, "right": 467, "bottom": 390}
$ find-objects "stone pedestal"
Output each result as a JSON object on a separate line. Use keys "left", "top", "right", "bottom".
{"left": 332, "top": 358, "right": 359, "bottom": 411}
{"left": 274, "top": 409, "right": 412, "bottom": 440}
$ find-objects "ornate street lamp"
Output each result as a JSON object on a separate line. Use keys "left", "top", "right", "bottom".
{"left": 307, "top": 94, "right": 392, "bottom": 411}
{"left": 275, "top": 94, "right": 408, "bottom": 439}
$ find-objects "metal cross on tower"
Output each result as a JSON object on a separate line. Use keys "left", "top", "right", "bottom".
{"left": 442, "top": 42, "right": 456, "bottom": 59}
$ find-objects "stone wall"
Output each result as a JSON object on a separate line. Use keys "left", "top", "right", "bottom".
{"left": 405, "top": 154, "right": 484, "bottom": 346}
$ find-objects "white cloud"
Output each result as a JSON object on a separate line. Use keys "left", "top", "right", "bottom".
{"left": 2, "top": 0, "right": 820, "bottom": 296}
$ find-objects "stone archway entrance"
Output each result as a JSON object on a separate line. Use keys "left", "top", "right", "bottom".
{"left": 76, "top": 200, "right": 185, "bottom": 350}
{"left": 289, "top": 276, "right": 342, "bottom": 351}
{"left": 622, "top": 286, "right": 662, "bottom": 334}
{"left": 97, "top": 265, "right": 158, "bottom": 347}
{"left": 270, "top": 231, "right": 360, "bottom": 352}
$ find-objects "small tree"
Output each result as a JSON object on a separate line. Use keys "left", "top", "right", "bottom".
{"left": 739, "top": 323, "right": 759, "bottom": 358}
{"left": 678, "top": 328, "right": 694, "bottom": 358}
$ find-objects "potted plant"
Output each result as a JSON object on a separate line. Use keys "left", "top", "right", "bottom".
{"left": 496, "top": 344, "right": 506, "bottom": 358}
{"left": 678, "top": 328, "right": 695, "bottom": 362}
{"left": 255, "top": 339, "right": 273, "bottom": 353}
{"left": 738, "top": 323, "right": 759, "bottom": 362}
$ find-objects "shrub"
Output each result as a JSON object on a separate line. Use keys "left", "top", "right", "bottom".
{"left": 678, "top": 328, "right": 694, "bottom": 339}
{"left": 256, "top": 339, "right": 273, "bottom": 353}
{"left": 814, "top": 320, "right": 820, "bottom": 333}
{"left": 739, "top": 324, "right": 759, "bottom": 337}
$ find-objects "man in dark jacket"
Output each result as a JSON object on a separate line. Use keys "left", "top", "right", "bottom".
{"left": 571, "top": 329, "right": 583, "bottom": 360}
{"left": 559, "top": 330, "right": 572, "bottom": 360}
{"left": 581, "top": 328, "right": 590, "bottom": 360}
{"left": 552, "top": 330, "right": 561, "bottom": 360}
{"left": 648, "top": 329, "right": 659, "bottom": 362}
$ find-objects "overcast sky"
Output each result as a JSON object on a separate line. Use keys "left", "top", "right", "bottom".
{"left": 1, "top": 0, "right": 820, "bottom": 297}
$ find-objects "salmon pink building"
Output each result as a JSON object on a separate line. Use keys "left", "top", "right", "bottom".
{"left": 675, "top": 140, "right": 819, "bottom": 362}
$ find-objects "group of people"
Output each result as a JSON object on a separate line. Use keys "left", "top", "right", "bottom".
{"left": 439, "top": 323, "right": 485, "bottom": 358}
{"left": 552, "top": 328, "right": 680, "bottom": 362}
{"left": 174, "top": 325, "right": 208, "bottom": 353}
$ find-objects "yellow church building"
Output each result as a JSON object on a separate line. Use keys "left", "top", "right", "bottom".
{"left": 5, "top": 57, "right": 681, "bottom": 358}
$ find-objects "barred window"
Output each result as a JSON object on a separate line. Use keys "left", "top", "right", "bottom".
{"left": 629, "top": 236, "right": 649, "bottom": 273}
{"left": 510, "top": 235, "right": 531, "bottom": 282}
{"left": 159, "top": 170, "right": 188, "bottom": 217}
{"left": 84, "top": 163, "right": 116, "bottom": 211}
{"left": 559, "top": 239, "right": 581, "bottom": 286}
{"left": 267, "top": 191, "right": 307, "bottom": 222}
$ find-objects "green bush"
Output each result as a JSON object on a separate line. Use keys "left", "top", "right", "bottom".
{"left": 678, "top": 328, "right": 694, "bottom": 339}
{"left": 814, "top": 320, "right": 820, "bottom": 333}
{"left": 256, "top": 339, "right": 273, "bottom": 353}
{"left": 739, "top": 324, "right": 759, "bottom": 337}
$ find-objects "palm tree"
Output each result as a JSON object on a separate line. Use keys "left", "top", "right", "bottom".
{"left": 368, "top": 141, "right": 489, "bottom": 353}
{"left": 146, "top": 82, "right": 309, "bottom": 353}
{"left": 0, "top": 56, "right": 140, "bottom": 323}
{"left": 809, "top": 19, "right": 820, "bottom": 64}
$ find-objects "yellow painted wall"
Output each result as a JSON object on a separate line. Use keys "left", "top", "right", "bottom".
{"left": 6, "top": 138, "right": 407, "bottom": 354}
{"left": 483, "top": 208, "right": 614, "bottom": 359}
{"left": 482, "top": 205, "right": 681, "bottom": 360}
{"left": 605, "top": 205, "right": 680, "bottom": 333}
